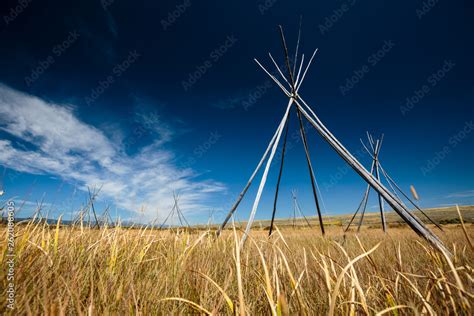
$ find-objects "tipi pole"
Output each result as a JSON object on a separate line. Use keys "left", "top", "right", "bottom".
{"left": 269, "top": 53, "right": 290, "bottom": 87}
{"left": 291, "top": 191, "right": 296, "bottom": 229}
{"left": 294, "top": 194, "right": 312, "bottom": 228}
{"left": 293, "top": 99, "right": 450, "bottom": 255}
{"left": 294, "top": 55, "right": 305, "bottom": 87}
{"left": 344, "top": 189, "right": 367, "bottom": 232}
{"left": 254, "top": 59, "right": 291, "bottom": 97}
{"left": 379, "top": 165, "right": 403, "bottom": 203}
{"left": 373, "top": 139, "right": 387, "bottom": 232}
{"left": 356, "top": 186, "right": 371, "bottom": 232}
{"left": 269, "top": 113, "right": 291, "bottom": 236}
{"left": 278, "top": 26, "right": 297, "bottom": 88}
{"left": 292, "top": 19, "right": 306, "bottom": 88}
{"left": 344, "top": 159, "right": 376, "bottom": 232}
{"left": 171, "top": 192, "right": 190, "bottom": 229}
{"left": 296, "top": 108, "right": 325, "bottom": 235}
{"left": 360, "top": 137, "right": 403, "bottom": 202}
{"left": 240, "top": 99, "right": 294, "bottom": 247}
{"left": 159, "top": 201, "right": 177, "bottom": 230}
{"left": 177, "top": 207, "right": 190, "bottom": 229}
{"left": 292, "top": 17, "right": 303, "bottom": 77}
{"left": 295, "top": 48, "right": 318, "bottom": 91}
{"left": 88, "top": 188, "right": 100, "bottom": 229}
{"left": 216, "top": 111, "right": 286, "bottom": 237}
{"left": 34, "top": 195, "right": 45, "bottom": 221}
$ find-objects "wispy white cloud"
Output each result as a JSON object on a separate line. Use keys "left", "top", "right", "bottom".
{"left": 445, "top": 190, "right": 474, "bottom": 199}
{"left": 0, "top": 83, "right": 225, "bottom": 222}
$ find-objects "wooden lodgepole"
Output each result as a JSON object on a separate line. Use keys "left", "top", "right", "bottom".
{"left": 296, "top": 107, "right": 325, "bottom": 235}
{"left": 269, "top": 113, "right": 291, "bottom": 236}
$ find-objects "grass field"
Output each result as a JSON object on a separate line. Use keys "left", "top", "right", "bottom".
{"left": 1, "top": 205, "right": 473, "bottom": 314}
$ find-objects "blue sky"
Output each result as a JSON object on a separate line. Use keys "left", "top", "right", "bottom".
{"left": 0, "top": 0, "right": 473, "bottom": 224}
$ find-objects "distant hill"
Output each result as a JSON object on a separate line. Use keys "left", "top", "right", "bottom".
{"left": 201, "top": 205, "right": 474, "bottom": 230}
{"left": 3, "top": 205, "right": 473, "bottom": 231}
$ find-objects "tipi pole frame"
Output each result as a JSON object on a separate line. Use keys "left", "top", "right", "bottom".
{"left": 293, "top": 99, "right": 450, "bottom": 255}
{"left": 227, "top": 28, "right": 306, "bottom": 244}
{"left": 88, "top": 187, "right": 100, "bottom": 229}
{"left": 359, "top": 135, "right": 443, "bottom": 232}
{"left": 174, "top": 192, "right": 191, "bottom": 229}
{"left": 219, "top": 26, "right": 450, "bottom": 257}
{"left": 33, "top": 196, "right": 45, "bottom": 222}
{"left": 159, "top": 193, "right": 190, "bottom": 230}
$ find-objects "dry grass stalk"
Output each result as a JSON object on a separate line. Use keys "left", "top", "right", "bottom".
{"left": 456, "top": 204, "right": 473, "bottom": 251}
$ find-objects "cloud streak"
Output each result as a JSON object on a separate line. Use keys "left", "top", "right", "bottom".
{"left": 0, "top": 83, "right": 225, "bottom": 222}
{"left": 445, "top": 190, "right": 474, "bottom": 199}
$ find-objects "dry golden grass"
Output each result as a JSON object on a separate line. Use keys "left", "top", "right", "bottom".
{"left": 1, "top": 220, "right": 473, "bottom": 315}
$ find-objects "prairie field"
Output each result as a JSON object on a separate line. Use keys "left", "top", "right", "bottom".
{"left": 1, "top": 206, "right": 473, "bottom": 315}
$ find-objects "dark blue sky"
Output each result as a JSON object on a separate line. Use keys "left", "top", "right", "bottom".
{"left": 0, "top": 0, "right": 473, "bottom": 224}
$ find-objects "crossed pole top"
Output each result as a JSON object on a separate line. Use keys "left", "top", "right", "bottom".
{"left": 361, "top": 132, "right": 384, "bottom": 161}
{"left": 254, "top": 24, "right": 319, "bottom": 104}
